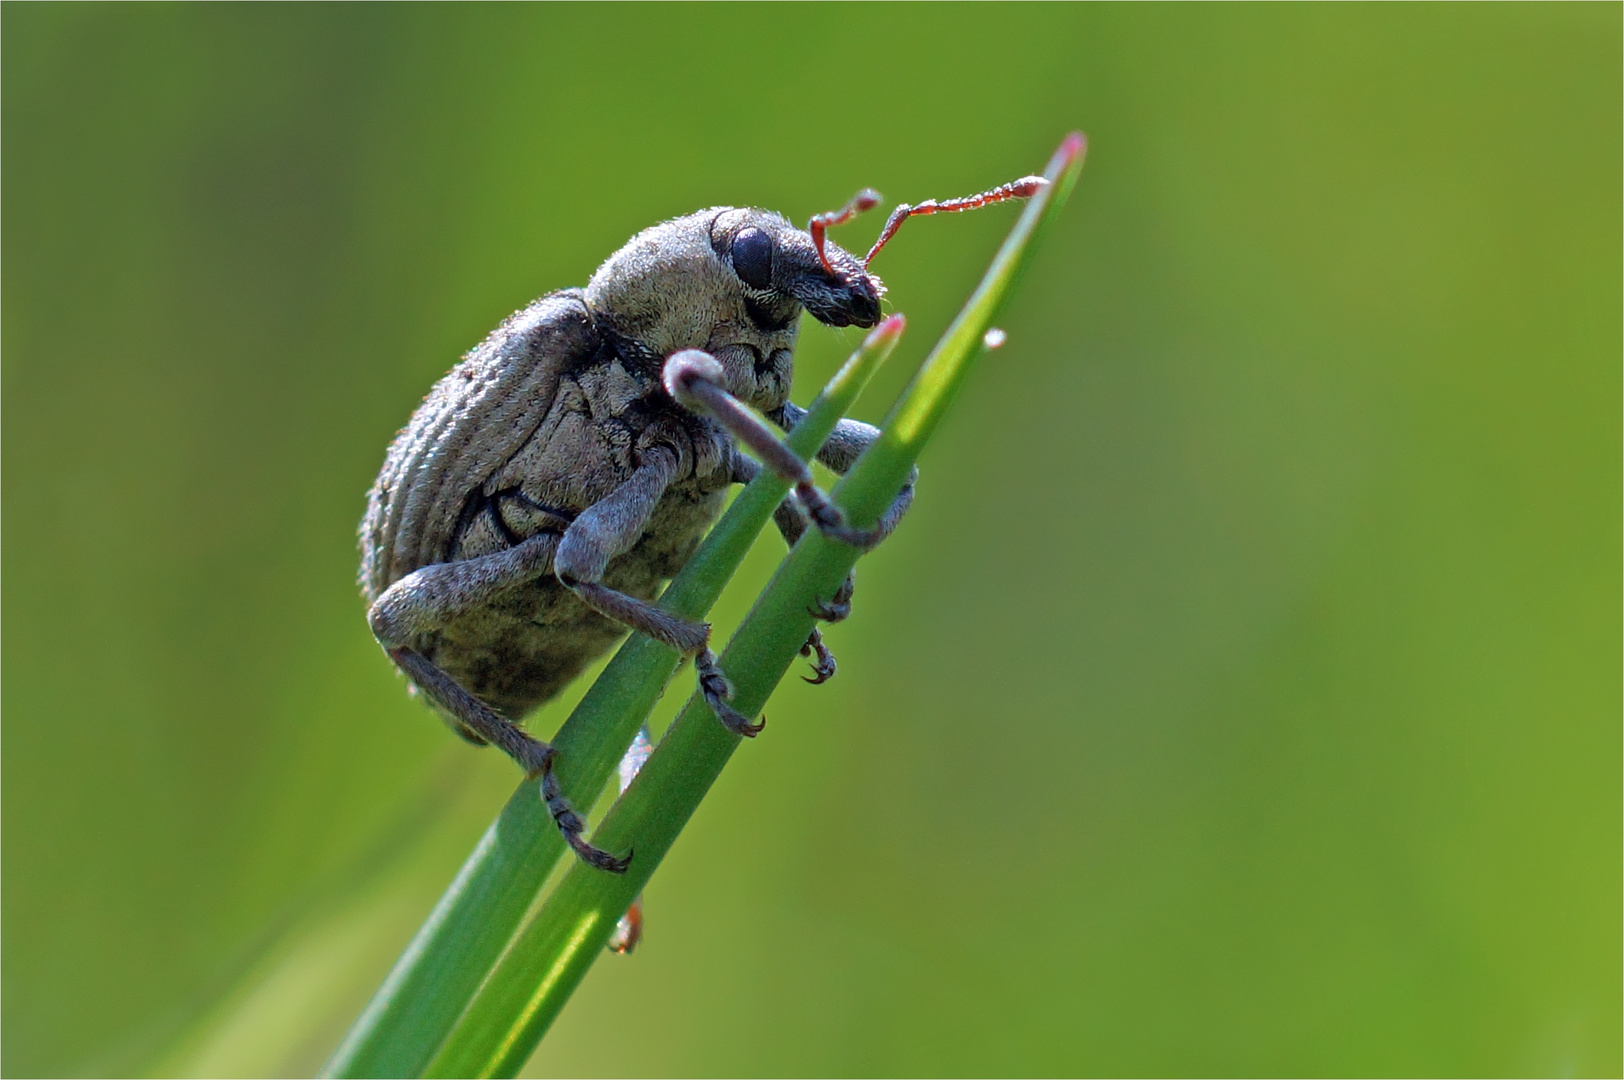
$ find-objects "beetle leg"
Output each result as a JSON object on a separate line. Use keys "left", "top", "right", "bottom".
{"left": 770, "top": 402, "right": 918, "bottom": 631}
{"left": 718, "top": 384, "right": 917, "bottom": 684}
{"left": 809, "top": 572, "right": 854, "bottom": 623}
{"left": 771, "top": 403, "right": 917, "bottom": 550}
{"left": 730, "top": 452, "right": 845, "bottom": 680}
{"left": 367, "top": 533, "right": 558, "bottom": 645}
{"left": 368, "top": 535, "right": 631, "bottom": 873}
{"left": 389, "top": 646, "right": 629, "bottom": 873}
{"left": 719, "top": 389, "right": 920, "bottom": 682}
{"left": 556, "top": 446, "right": 763, "bottom": 737}
{"left": 666, "top": 350, "right": 886, "bottom": 548}
{"left": 799, "top": 627, "right": 837, "bottom": 685}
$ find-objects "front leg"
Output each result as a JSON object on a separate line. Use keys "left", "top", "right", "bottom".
{"left": 712, "top": 364, "right": 916, "bottom": 685}
{"left": 368, "top": 534, "right": 630, "bottom": 872}
{"left": 555, "top": 445, "right": 762, "bottom": 737}
{"left": 770, "top": 398, "right": 916, "bottom": 621}
{"left": 667, "top": 350, "right": 891, "bottom": 548}
{"left": 729, "top": 453, "right": 837, "bottom": 685}
{"left": 767, "top": 495, "right": 857, "bottom": 623}
{"left": 771, "top": 401, "right": 917, "bottom": 547}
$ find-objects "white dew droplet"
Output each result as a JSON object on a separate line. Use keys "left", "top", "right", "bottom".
{"left": 982, "top": 327, "right": 1007, "bottom": 349}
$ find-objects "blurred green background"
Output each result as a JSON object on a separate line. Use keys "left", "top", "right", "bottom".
{"left": 4, "top": 4, "right": 1618, "bottom": 1077}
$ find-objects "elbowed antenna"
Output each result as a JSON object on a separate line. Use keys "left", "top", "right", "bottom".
{"left": 863, "top": 175, "right": 1048, "bottom": 267}
{"left": 809, "top": 188, "right": 882, "bottom": 275}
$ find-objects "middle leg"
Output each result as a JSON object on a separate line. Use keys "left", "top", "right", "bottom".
{"left": 554, "top": 445, "right": 763, "bottom": 737}
{"left": 368, "top": 534, "right": 630, "bottom": 871}
{"left": 666, "top": 350, "right": 893, "bottom": 548}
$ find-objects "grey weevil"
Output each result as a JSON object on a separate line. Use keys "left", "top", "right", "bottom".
{"left": 359, "top": 174, "right": 1045, "bottom": 874}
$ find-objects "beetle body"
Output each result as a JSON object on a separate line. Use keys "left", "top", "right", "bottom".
{"left": 360, "top": 287, "right": 731, "bottom": 722}
{"left": 358, "top": 174, "right": 1037, "bottom": 874}
{"left": 360, "top": 207, "right": 878, "bottom": 730}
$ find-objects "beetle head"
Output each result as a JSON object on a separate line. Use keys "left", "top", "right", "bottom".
{"left": 585, "top": 207, "right": 882, "bottom": 411}
{"left": 708, "top": 208, "right": 883, "bottom": 330}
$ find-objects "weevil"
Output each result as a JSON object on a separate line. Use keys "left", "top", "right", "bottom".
{"left": 359, "top": 173, "right": 1044, "bottom": 876}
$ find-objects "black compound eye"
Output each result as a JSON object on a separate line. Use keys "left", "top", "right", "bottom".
{"left": 730, "top": 227, "right": 774, "bottom": 291}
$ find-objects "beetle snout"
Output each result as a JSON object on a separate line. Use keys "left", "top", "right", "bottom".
{"left": 843, "top": 277, "right": 883, "bottom": 328}
{"left": 795, "top": 270, "right": 883, "bottom": 329}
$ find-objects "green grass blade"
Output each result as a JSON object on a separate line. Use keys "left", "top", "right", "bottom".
{"left": 324, "top": 316, "right": 905, "bottom": 1078}
{"left": 423, "top": 132, "right": 1087, "bottom": 1080}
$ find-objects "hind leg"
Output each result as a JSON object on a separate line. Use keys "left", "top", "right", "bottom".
{"left": 368, "top": 534, "right": 629, "bottom": 872}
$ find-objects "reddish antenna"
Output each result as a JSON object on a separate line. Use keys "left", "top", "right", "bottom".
{"left": 863, "top": 175, "right": 1047, "bottom": 267}
{"left": 809, "top": 188, "right": 881, "bottom": 275}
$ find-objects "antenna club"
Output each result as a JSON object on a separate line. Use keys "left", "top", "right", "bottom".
{"left": 1008, "top": 176, "right": 1048, "bottom": 198}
